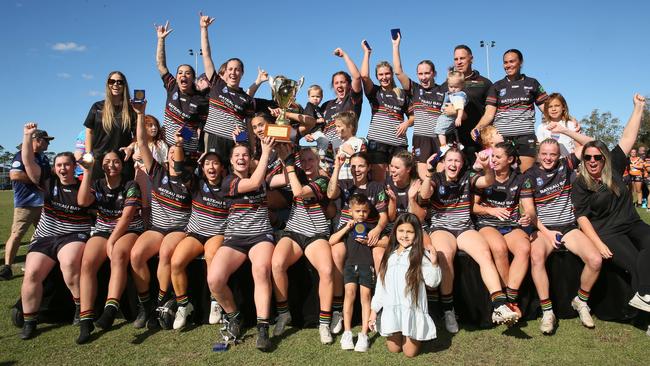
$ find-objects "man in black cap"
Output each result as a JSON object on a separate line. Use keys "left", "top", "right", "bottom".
{"left": 0, "top": 129, "right": 54, "bottom": 280}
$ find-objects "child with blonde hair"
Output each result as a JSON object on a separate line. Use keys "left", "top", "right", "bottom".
{"left": 435, "top": 71, "right": 467, "bottom": 155}
{"left": 473, "top": 125, "right": 504, "bottom": 171}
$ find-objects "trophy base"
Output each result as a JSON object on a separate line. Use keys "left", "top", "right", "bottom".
{"left": 265, "top": 124, "right": 292, "bottom": 143}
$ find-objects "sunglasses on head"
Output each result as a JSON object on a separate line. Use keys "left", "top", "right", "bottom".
{"left": 108, "top": 79, "right": 124, "bottom": 86}
{"left": 584, "top": 154, "right": 604, "bottom": 161}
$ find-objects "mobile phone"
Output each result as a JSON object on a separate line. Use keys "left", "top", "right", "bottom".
{"left": 180, "top": 125, "right": 193, "bottom": 140}
{"left": 429, "top": 154, "right": 440, "bottom": 170}
{"left": 363, "top": 40, "right": 372, "bottom": 51}
{"left": 473, "top": 129, "right": 480, "bottom": 141}
{"left": 390, "top": 28, "right": 401, "bottom": 40}
{"left": 555, "top": 233, "right": 565, "bottom": 249}
{"left": 133, "top": 89, "right": 145, "bottom": 104}
{"left": 235, "top": 130, "right": 248, "bottom": 143}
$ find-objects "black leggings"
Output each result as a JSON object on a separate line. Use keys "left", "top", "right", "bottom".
{"left": 599, "top": 221, "right": 650, "bottom": 295}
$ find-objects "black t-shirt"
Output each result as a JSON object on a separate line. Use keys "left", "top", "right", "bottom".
{"left": 84, "top": 100, "right": 136, "bottom": 155}
{"left": 344, "top": 229, "right": 373, "bottom": 266}
{"left": 303, "top": 102, "right": 324, "bottom": 134}
{"left": 572, "top": 145, "right": 641, "bottom": 236}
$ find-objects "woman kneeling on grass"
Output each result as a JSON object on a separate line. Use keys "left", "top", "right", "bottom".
{"left": 76, "top": 149, "right": 144, "bottom": 344}
{"left": 19, "top": 123, "right": 92, "bottom": 340}
{"left": 369, "top": 213, "right": 441, "bottom": 358}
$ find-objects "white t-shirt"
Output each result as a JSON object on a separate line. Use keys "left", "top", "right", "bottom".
{"left": 337, "top": 136, "right": 366, "bottom": 180}
{"left": 536, "top": 120, "right": 576, "bottom": 157}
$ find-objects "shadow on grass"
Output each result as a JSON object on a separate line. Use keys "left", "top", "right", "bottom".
{"left": 0, "top": 360, "right": 18, "bottom": 366}
{"left": 421, "top": 328, "right": 454, "bottom": 354}
{"left": 501, "top": 320, "right": 533, "bottom": 339}
{"left": 130, "top": 326, "right": 162, "bottom": 345}
{"left": 268, "top": 325, "right": 299, "bottom": 343}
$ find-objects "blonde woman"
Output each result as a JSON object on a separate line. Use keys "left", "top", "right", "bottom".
{"left": 83, "top": 71, "right": 135, "bottom": 179}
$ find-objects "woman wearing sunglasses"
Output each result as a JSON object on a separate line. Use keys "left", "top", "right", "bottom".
{"left": 83, "top": 72, "right": 136, "bottom": 180}
{"left": 571, "top": 94, "right": 650, "bottom": 317}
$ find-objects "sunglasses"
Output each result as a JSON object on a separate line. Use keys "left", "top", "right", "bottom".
{"left": 108, "top": 79, "right": 124, "bottom": 86}
{"left": 584, "top": 154, "right": 604, "bottom": 161}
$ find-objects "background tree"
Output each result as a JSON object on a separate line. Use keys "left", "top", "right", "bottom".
{"left": 634, "top": 97, "right": 650, "bottom": 148}
{"left": 580, "top": 109, "right": 622, "bottom": 149}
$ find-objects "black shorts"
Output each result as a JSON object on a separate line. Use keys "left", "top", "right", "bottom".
{"left": 91, "top": 230, "right": 142, "bottom": 239}
{"left": 186, "top": 232, "right": 215, "bottom": 245}
{"left": 412, "top": 135, "right": 439, "bottom": 163}
{"left": 366, "top": 140, "right": 407, "bottom": 164}
{"left": 204, "top": 132, "right": 235, "bottom": 163}
{"left": 149, "top": 227, "right": 186, "bottom": 236}
{"left": 428, "top": 226, "right": 473, "bottom": 238}
{"left": 544, "top": 224, "right": 579, "bottom": 236}
{"left": 223, "top": 233, "right": 276, "bottom": 255}
{"left": 630, "top": 175, "right": 643, "bottom": 183}
{"left": 504, "top": 134, "right": 537, "bottom": 157}
{"left": 282, "top": 230, "right": 327, "bottom": 251}
{"left": 477, "top": 225, "right": 520, "bottom": 235}
{"left": 343, "top": 263, "right": 375, "bottom": 288}
{"left": 29, "top": 232, "right": 89, "bottom": 261}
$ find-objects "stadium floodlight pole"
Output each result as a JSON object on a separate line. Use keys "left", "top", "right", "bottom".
{"left": 188, "top": 48, "right": 203, "bottom": 74}
{"left": 479, "top": 41, "right": 496, "bottom": 79}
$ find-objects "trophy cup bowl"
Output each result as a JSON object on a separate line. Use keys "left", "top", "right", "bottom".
{"left": 266, "top": 75, "right": 304, "bottom": 142}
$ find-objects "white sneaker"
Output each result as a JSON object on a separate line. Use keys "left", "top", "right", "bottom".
{"left": 629, "top": 292, "right": 650, "bottom": 312}
{"left": 319, "top": 324, "right": 333, "bottom": 344}
{"left": 492, "top": 304, "right": 519, "bottom": 326}
{"left": 439, "top": 145, "right": 450, "bottom": 156}
{"left": 571, "top": 297, "right": 595, "bottom": 329}
{"left": 172, "top": 302, "right": 193, "bottom": 330}
{"left": 331, "top": 311, "right": 343, "bottom": 334}
{"left": 539, "top": 311, "right": 557, "bottom": 335}
{"left": 354, "top": 332, "right": 369, "bottom": 352}
{"left": 443, "top": 309, "right": 459, "bottom": 333}
{"left": 340, "top": 330, "right": 354, "bottom": 350}
{"left": 208, "top": 300, "right": 223, "bottom": 325}
{"left": 273, "top": 311, "right": 292, "bottom": 337}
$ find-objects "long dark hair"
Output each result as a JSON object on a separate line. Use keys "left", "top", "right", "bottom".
{"left": 379, "top": 213, "right": 426, "bottom": 308}
{"left": 494, "top": 141, "right": 521, "bottom": 172}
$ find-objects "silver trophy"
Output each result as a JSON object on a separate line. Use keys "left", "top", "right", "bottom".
{"left": 266, "top": 75, "right": 304, "bottom": 142}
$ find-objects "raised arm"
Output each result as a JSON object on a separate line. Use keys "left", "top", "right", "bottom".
{"left": 326, "top": 153, "right": 345, "bottom": 199}
{"left": 546, "top": 121, "right": 594, "bottom": 158}
{"left": 247, "top": 67, "right": 268, "bottom": 97}
{"left": 391, "top": 32, "right": 410, "bottom": 90}
{"left": 21, "top": 123, "right": 42, "bottom": 185}
{"left": 419, "top": 154, "right": 439, "bottom": 200}
{"left": 77, "top": 163, "right": 95, "bottom": 207}
{"left": 474, "top": 151, "right": 495, "bottom": 189}
{"left": 199, "top": 12, "right": 216, "bottom": 81}
{"left": 237, "top": 136, "right": 275, "bottom": 193}
{"left": 133, "top": 102, "right": 154, "bottom": 173}
{"left": 618, "top": 94, "right": 647, "bottom": 155}
{"left": 155, "top": 21, "right": 173, "bottom": 76}
{"left": 359, "top": 40, "right": 374, "bottom": 92}
{"left": 333, "top": 48, "right": 362, "bottom": 93}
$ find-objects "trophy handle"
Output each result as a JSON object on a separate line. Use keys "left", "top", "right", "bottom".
{"left": 296, "top": 76, "right": 304, "bottom": 94}
{"left": 268, "top": 76, "right": 275, "bottom": 94}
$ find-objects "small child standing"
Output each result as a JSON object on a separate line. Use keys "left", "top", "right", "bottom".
{"left": 334, "top": 111, "right": 366, "bottom": 180}
{"left": 369, "top": 213, "right": 441, "bottom": 358}
{"left": 472, "top": 125, "right": 504, "bottom": 172}
{"left": 329, "top": 193, "right": 374, "bottom": 352}
{"left": 435, "top": 71, "right": 467, "bottom": 155}
{"left": 303, "top": 85, "right": 329, "bottom": 167}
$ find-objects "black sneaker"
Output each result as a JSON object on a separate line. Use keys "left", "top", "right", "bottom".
{"left": 95, "top": 306, "right": 118, "bottom": 330}
{"left": 0, "top": 265, "right": 12, "bottom": 280}
{"left": 21, "top": 320, "right": 37, "bottom": 340}
{"left": 133, "top": 301, "right": 151, "bottom": 329}
{"left": 73, "top": 304, "right": 81, "bottom": 326}
{"left": 76, "top": 319, "right": 94, "bottom": 344}
{"left": 256, "top": 323, "right": 271, "bottom": 351}
{"left": 11, "top": 307, "right": 24, "bottom": 328}
{"left": 222, "top": 315, "right": 241, "bottom": 341}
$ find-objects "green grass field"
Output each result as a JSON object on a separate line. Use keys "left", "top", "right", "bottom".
{"left": 0, "top": 190, "right": 649, "bottom": 365}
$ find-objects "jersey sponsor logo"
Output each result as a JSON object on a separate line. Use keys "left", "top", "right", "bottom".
{"left": 162, "top": 175, "right": 169, "bottom": 185}
{"left": 439, "top": 185, "right": 446, "bottom": 195}
{"left": 53, "top": 186, "right": 58, "bottom": 196}
{"left": 173, "top": 91, "right": 178, "bottom": 101}
{"left": 203, "top": 183, "right": 210, "bottom": 193}
{"left": 536, "top": 177, "right": 544, "bottom": 187}
{"left": 499, "top": 89, "right": 507, "bottom": 97}
{"left": 12, "top": 161, "right": 21, "bottom": 168}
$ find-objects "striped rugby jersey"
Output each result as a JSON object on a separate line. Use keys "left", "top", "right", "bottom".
{"left": 486, "top": 75, "right": 548, "bottom": 137}
{"left": 475, "top": 172, "right": 532, "bottom": 227}
{"left": 223, "top": 174, "right": 272, "bottom": 236}
{"left": 33, "top": 179, "right": 92, "bottom": 239}
{"left": 161, "top": 73, "right": 208, "bottom": 156}
{"left": 92, "top": 179, "right": 144, "bottom": 233}
{"left": 335, "top": 180, "right": 388, "bottom": 230}
{"left": 322, "top": 90, "right": 363, "bottom": 145}
{"left": 365, "top": 84, "right": 409, "bottom": 146}
{"left": 148, "top": 161, "right": 191, "bottom": 231}
{"left": 428, "top": 170, "right": 478, "bottom": 231}
{"left": 285, "top": 173, "right": 330, "bottom": 236}
{"left": 407, "top": 80, "right": 446, "bottom": 138}
{"left": 204, "top": 75, "right": 255, "bottom": 139}
{"left": 525, "top": 156, "right": 579, "bottom": 227}
{"left": 185, "top": 177, "right": 229, "bottom": 236}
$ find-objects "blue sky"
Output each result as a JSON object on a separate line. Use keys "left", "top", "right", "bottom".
{"left": 1, "top": 0, "right": 648, "bottom": 153}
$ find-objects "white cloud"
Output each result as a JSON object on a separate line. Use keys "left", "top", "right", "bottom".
{"left": 81, "top": 73, "right": 93, "bottom": 80}
{"left": 88, "top": 90, "right": 103, "bottom": 97}
{"left": 52, "top": 42, "right": 86, "bottom": 52}
{"left": 57, "top": 72, "right": 71, "bottom": 79}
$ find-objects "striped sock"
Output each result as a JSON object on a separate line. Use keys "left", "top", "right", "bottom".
{"left": 276, "top": 300, "right": 289, "bottom": 314}
{"left": 540, "top": 298, "right": 553, "bottom": 312}
{"left": 440, "top": 293, "right": 454, "bottom": 312}
{"left": 79, "top": 309, "right": 94, "bottom": 321}
{"left": 506, "top": 287, "right": 519, "bottom": 303}
{"left": 427, "top": 288, "right": 439, "bottom": 303}
{"left": 257, "top": 317, "right": 270, "bottom": 326}
{"left": 73, "top": 297, "right": 80, "bottom": 307}
{"left": 137, "top": 292, "right": 150, "bottom": 304}
{"left": 332, "top": 296, "right": 344, "bottom": 312}
{"left": 490, "top": 291, "right": 507, "bottom": 308}
{"left": 176, "top": 294, "right": 189, "bottom": 307}
{"left": 105, "top": 298, "right": 120, "bottom": 310}
{"left": 226, "top": 310, "right": 240, "bottom": 321}
{"left": 319, "top": 310, "right": 332, "bottom": 326}
{"left": 157, "top": 289, "right": 167, "bottom": 303}
{"left": 577, "top": 288, "right": 590, "bottom": 302}
{"left": 23, "top": 312, "right": 38, "bottom": 322}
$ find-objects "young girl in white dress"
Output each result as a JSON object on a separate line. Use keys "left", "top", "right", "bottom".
{"left": 369, "top": 213, "right": 441, "bottom": 358}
